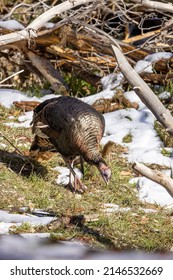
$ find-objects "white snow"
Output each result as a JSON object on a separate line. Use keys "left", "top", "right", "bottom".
{"left": 103, "top": 203, "right": 157, "bottom": 213}
{"left": 145, "top": 52, "right": 173, "bottom": 63}
{"left": 0, "top": 143, "right": 7, "bottom": 149}
{"left": 134, "top": 60, "right": 153, "bottom": 73}
{"left": 82, "top": 88, "right": 116, "bottom": 105}
{"left": 53, "top": 166, "right": 83, "bottom": 186}
{"left": 0, "top": 89, "right": 40, "bottom": 108}
{"left": 20, "top": 233, "right": 51, "bottom": 240}
{"left": 134, "top": 52, "right": 173, "bottom": 74}
{"left": 101, "top": 73, "right": 123, "bottom": 90}
{"left": 0, "top": 20, "right": 24, "bottom": 30}
{"left": 0, "top": 209, "right": 57, "bottom": 235}
{"left": 1, "top": 51, "right": 173, "bottom": 207}
{"left": 158, "top": 91, "right": 171, "bottom": 100}
{"left": 5, "top": 111, "right": 33, "bottom": 128}
{"left": 130, "top": 176, "right": 173, "bottom": 207}
{"left": 0, "top": 210, "right": 56, "bottom": 226}
{"left": 43, "top": 22, "right": 55, "bottom": 29}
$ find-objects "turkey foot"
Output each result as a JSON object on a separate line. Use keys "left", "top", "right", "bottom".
{"left": 73, "top": 175, "right": 87, "bottom": 193}
{"left": 65, "top": 161, "right": 87, "bottom": 193}
{"left": 65, "top": 177, "right": 87, "bottom": 193}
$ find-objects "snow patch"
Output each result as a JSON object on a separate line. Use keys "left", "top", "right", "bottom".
{"left": 0, "top": 89, "right": 39, "bottom": 108}
{"left": 134, "top": 60, "right": 153, "bottom": 73}
{"left": 53, "top": 166, "right": 83, "bottom": 186}
{"left": 0, "top": 20, "right": 24, "bottom": 30}
{"left": 145, "top": 52, "right": 173, "bottom": 63}
{"left": 130, "top": 176, "right": 173, "bottom": 207}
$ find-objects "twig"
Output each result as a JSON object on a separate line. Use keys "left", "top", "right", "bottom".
{"left": 25, "top": 50, "right": 69, "bottom": 95}
{"left": 1, "top": 3, "right": 31, "bottom": 20}
{"left": 0, "top": 84, "right": 14, "bottom": 87}
{"left": 123, "top": 29, "right": 161, "bottom": 44}
{"left": 0, "top": 69, "right": 24, "bottom": 84}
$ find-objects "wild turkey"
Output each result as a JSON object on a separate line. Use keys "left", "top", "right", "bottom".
{"left": 30, "top": 96, "right": 111, "bottom": 192}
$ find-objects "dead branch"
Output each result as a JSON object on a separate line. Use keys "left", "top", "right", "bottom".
{"left": 0, "top": 0, "right": 93, "bottom": 46}
{"left": 133, "top": 161, "right": 173, "bottom": 198}
{"left": 123, "top": 29, "right": 161, "bottom": 44}
{"left": 140, "top": 72, "right": 173, "bottom": 84}
{"left": 26, "top": 50, "right": 69, "bottom": 95}
{"left": 131, "top": 0, "right": 173, "bottom": 14}
{"left": 111, "top": 44, "right": 173, "bottom": 135}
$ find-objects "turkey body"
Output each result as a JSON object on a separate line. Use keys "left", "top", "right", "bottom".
{"left": 30, "top": 96, "right": 111, "bottom": 191}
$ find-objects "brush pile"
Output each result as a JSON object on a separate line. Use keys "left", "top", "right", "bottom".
{"left": 1, "top": 0, "right": 173, "bottom": 94}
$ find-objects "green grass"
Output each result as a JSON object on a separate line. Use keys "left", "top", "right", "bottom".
{"left": 154, "top": 121, "right": 173, "bottom": 147}
{"left": 63, "top": 73, "right": 97, "bottom": 97}
{"left": 122, "top": 133, "right": 133, "bottom": 143}
{"left": 1, "top": 105, "right": 173, "bottom": 252}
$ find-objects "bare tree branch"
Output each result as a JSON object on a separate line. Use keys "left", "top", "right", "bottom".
{"left": 131, "top": 0, "right": 173, "bottom": 14}
{"left": 133, "top": 161, "right": 173, "bottom": 198}
{"left": 111, "top": 44, "right": 173, "bottom": 135}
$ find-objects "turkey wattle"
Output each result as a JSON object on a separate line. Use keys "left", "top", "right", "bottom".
{"left": 30, "top": 96, "right": 111, "bottom": 192}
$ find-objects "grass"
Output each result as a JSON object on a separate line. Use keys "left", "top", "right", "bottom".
{"left": 1, "top": 105, "right": 173, "bottom": 252}
{"left": 154, "top": 121, "right": 173, "bottom": 147}
{"left": 63, "top": 73, "right": 97, "bottom": 97}
{"left": 122, "top": 133, "right": 133, "bottom": 143}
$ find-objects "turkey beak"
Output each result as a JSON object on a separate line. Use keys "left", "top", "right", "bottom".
{"left": 101, "top": 170, "right": 111, "bottom": 185}
{"left": 99, "top": 164, "right": 111, "bottom": 185}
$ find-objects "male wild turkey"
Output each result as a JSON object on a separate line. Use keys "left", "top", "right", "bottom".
{"left": 30, "top": 96, "right": 111, "bottom": 192}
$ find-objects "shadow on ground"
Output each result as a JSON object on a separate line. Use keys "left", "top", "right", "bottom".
{"left": 0, "top": 149, "right": 47, "bottom": 177}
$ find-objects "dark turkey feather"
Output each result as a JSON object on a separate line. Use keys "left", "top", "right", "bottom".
{"left": 30, "top": 96, "right": 111, "bottom": 192}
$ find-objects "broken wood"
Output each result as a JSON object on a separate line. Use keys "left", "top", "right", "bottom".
{"left": 13, "top": 101, "right": 40, "bottom": 112}
{"left": 140, "top": 72, "right": 173, "bottom": 84}
{"left": 26, "top": 50, "right": 69, "bottom": 95}
{"left": 133, "top": 161, "right": 173, "bottom": 198}
{"left": 123, "top": 29, "right": 161, "bottom": 44}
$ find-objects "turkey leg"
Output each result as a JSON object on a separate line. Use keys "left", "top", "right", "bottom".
{"left": 66, "top": 160, "right": 87, "bottom": 193}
